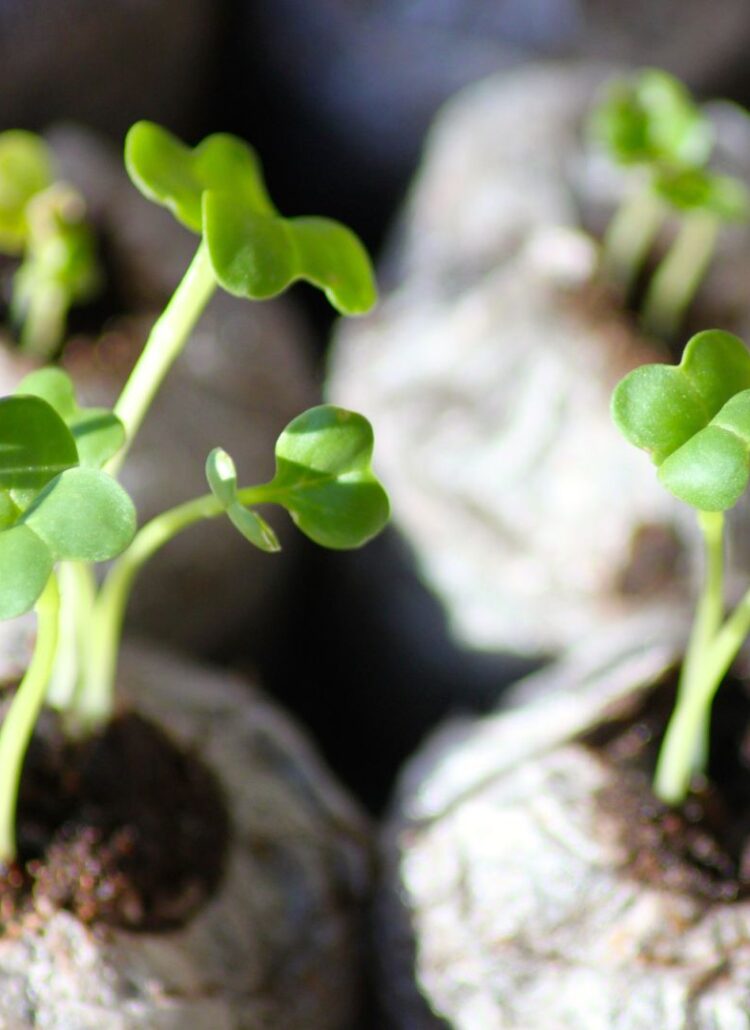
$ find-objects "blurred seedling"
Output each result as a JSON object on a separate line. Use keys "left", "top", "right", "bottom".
{"left": 613, "top": 329, "right": 750, "bottom": 804}
{"left": 0, "top": 122, "right": 388, "bottom": 864}
{"left": 0, "top": 131, "right": 101, "bottom": 359}
{"left": 591, "top": 70, "right": 749, "bottom": 341}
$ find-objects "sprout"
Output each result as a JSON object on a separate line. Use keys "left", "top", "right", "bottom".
{"left": 613, "top": 329, "right": 750, "bottom": 804}
{"left": 0, "top": 124, "right": 388, "bottom": 864}
{"left": 591, "top": 70, "right": 749, "bottom": 341}
{"left": 0, "top": 132, "right": 101, "bottom": 359}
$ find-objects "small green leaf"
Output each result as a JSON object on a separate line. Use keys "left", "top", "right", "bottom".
{"left": 21, "top": 467, "right": 136, "bottom": 560}
{"left": 612, "top": 330, "right": 750, "bottom": 464}
{"left": 227, "top": 502, "right": 280, "bottom": 553}
{"left": 590, "top": 69, "right": 713, "bottom": 168}
{"left": 205, "top": 447, "right": 280, "bottom": 552}
{"left": 267, "top": 405, "right": 389, "bottom": 549}
{"left": 206, "top": 447, "right": 238, "bottom": 507}
{"left": 0, "top": 131, "right": 53, "bottom": 253}
{"left": 654, "top": 167, "right": 749, "bottom": 220}
{"left": 0, "top": 395, "right": 78, "bottom": 493}
{"left": 0, "top": 522, "right": 53, "bottom": 619}
{"left": 17, "top": 368, "right": 125, "bottom": 469}
{"left": 613, "top": 331, "right": 750, "bottom": 511}
{"left": 125, "top": 121, "right": 274, "bottom": 232}
{"left": 204, "top": 195, "right": 376, "bottom": 315}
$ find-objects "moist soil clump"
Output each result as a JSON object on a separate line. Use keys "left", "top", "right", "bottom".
{"left": 0, "top": 707, "right": 230, "bottom": 933}
{"left": 585, "top": 673, "right": 750, "bottom": 902}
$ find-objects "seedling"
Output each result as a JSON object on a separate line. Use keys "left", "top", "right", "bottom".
{"left": 591, "top": 70, "right": 748, "bottom": 341}
{"left": 0, "top": 122, "right": 388, "bottom": 863}
{"left": 613, "top": 328, "right": 750, "bottom": 804}
{"left": 0, "top": 130, "right": 101, "bottom": 359}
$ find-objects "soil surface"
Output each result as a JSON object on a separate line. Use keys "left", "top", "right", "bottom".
{"left": 586, "top": 673, "right": 750, "bottom": 902}
{"left": 0, "top": 707, "right": 229, "bottom": 933}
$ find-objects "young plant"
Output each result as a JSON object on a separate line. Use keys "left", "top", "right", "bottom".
{"left": 612, "top": 328, "right": 750, "bottom": 804}
{"left": 0, "top": 130, "right": 101, "bottom": 359}
{"left": 591, "top": 70, "right": 748, "bottom": 341}
{"left": 0, "top": 122, "right": 388, "bottom": 865}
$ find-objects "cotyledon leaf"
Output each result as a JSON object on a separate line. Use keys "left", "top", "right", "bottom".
{"left": 612, "top": 330, "right": 750, "bottom": 464}
{"left": 0, "top": 394, "right": 78, "bottom": 495}
{"left": 203, "top": 194, "right": 377, "bottom": 316}
{"left": 124, "top": 121, "right": 275, "bottom": 233}
{"left": 16, "top": 367, "right": 125, "bottom": 469}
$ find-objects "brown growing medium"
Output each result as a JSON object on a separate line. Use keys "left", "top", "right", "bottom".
{"left": 585, "top": 674, "right": 750, "bottom": 902}
{"left": 0, "top": 706, "right": 230, "bottom": 934}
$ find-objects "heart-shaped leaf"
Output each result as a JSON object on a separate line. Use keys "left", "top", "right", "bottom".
{"left": 613, "top": 331, "right": 750, "bottom": 511}
{"left": 204, "top": 194, "right": 377, "bottom": 315}
{"left": 205, "top": 447, "right": 280, "bottom": 553}
{"left": 0, "top": 130, "right": 53, "bottom": 253}
{"left": 0, "top": 522, "right": 53, "bottom": 619}
{"left": 590, "top": 69, "right": 713, "bottom": 169}
{"left": 21, "top": 467, "right": 136, "bottom": 561}
{"left": 125, "top": 121, "right": 274, "bottom": 233}
{"left": 0, "top": 394, "right": 78, "bottom": 493}
{"left": 265, "top": 405, "right": 389, "bottom": 549}
{"left": 16, "top": 368, "right": 125, "bottom": 469}
{"left": 654, "top": 167, "right": 749, "bottom": 220}
{"left": 612, "top": 330, "right": 750, "bottom": 464}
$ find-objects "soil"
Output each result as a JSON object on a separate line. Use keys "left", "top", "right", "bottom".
{"left": 584, "top": 672, "right": 750, "bottom": 902}
{"left": 0, "top": 706, "right": 230, "bottom": 933}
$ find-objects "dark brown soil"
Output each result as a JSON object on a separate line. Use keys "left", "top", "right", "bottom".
{"left": 584, "top": 672, "right": 750, "bottom": 902}
{"left": 0, "top": 708, "right": 230, "bottom": 933}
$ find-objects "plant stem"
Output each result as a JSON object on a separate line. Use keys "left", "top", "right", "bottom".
{"left": 46, "top": 562, "right": 96, "bottom": 712}
{"left": 641, "top": 210, "right": 718, "bottom": 342}
{"left": 0, "top": 574, "right": 60, "bottom": 864}
{"left": 17, "top": 281, "right": 67, "bottom": 360}
{"left": 109, "top": 241, "right": 216, "bottom": 474}
{"left": 601, "top": 188, "right": 664, "bottom": 300}
{"left": 653, "top": 511, "right": 725, "bottom": 804}
{"left": 71, "top": 485, "right": 268, "bottom": 734}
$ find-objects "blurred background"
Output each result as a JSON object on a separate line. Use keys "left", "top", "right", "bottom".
{"left": 5, "top": 0, "right": 750, "bottom": 814}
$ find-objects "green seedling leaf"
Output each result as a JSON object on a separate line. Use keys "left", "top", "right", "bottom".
{"left": 16, "top": 368, "right": 125, "bottom": 469}
{"left": 658, "top": 393, "right": 750, "bottom": 510}
{"left": 204, "top": 195, "right": 376, "bottom": 315}
{"left": 591, "top": 69, "right": 713, "bottom": 168}
{"left": 266, "top": 405, "right": 389, "bottom": 549}
{"left": 20, "top": 466, "right": 136, "bottom": 560}
{"left": 0, "top": 395, "right": 78, "bottom": 494}
{"left": 0, "top": 523, "right": 53, "bottom": 619}
{"left": 0, "top": 131, "right": 53, "bottom": 253}
{"left": 205, "top": 447, "right": 280, "bottom": 552}
{"left": 654, "top": 166, "right": 749, "bottom": 220}
{"left": 613, "top": 330, "right": 750, "bottom": 510}
{"left": 125, "top": 121, "right": 274, "bottom": 232}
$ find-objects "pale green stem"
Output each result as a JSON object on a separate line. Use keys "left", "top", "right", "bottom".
{"left": 17, "top": 281, "right": 67, "bottom": 360}
{"left": 0, "top": 574, "right": 60, "bottom": 863}
{"left": 641, "top": 210, "right": 718, "bottom": 341}
{"left": 601, "top": 189, "right": 664, "bottom": 300}
{"left": 46, "top": 562, "right": 96, "bottom": 712}
{"left": 71, "top": 485, "right": 269, "bottom": 735}
{"left": 109, "top": 241, "right": 217, "bottom": 474}
{"left": 654, "top": 511, "right": 726, "bottom": 804}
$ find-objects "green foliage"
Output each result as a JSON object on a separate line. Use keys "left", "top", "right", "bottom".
{"left": 591, "top": 69, "right": 713, "bottom": 168}
{"left": 125, "top": 121, "right": 376, "bottom": 316}
{"left": 265, "top": 406, "right": 390, "bottom": 549}
{"left": 0, "top": 380, "right": 134, "bottom": 618}
{"left": 206, "top": 448, "right": 280, "bottom": 553}
{"left": 653, "top": 166, "right": 749, "bottom": 220}
{"left": 0, "top": 131, "right": 53, "bottom": 253}
{"left": 16, "top": 368, "right": 124, "bottom": 469}
{"left": 612, "top": 330, "right": 750, "bottom": 510}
